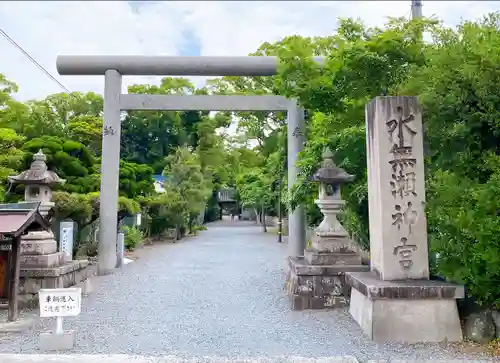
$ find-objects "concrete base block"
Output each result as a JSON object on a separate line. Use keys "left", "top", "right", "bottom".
{"left": 347, "top": 271, "right": 464, "bottom": 343}
{"left": 39, "top": 330, "right": 76, "bottom": 351}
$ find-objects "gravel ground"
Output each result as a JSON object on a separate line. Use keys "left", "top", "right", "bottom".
{"left": 0, "top": 220, "right": 494, "bottom": 362}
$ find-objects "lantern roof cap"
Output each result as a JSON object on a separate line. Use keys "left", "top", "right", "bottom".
{"left": 311, "top": 147, "right": 354, "bottom": 184}
{"left": 8, "top": 150, "right": 66, "bottom": 186}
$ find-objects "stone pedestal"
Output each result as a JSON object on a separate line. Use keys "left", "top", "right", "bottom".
{"left": 287, "top": 256, "right": 368, "bottom": 310}
{"left": 18, "top": 231, "right": 89, "bottom": 308}
{"left": 347, "top": 96, "right": 464, "bottom": 343}
{"left": 347, "top": 272, "right": 464, "bottom": 343}
{"left": 39, "top": 330, "right": 76, "bottom": 351}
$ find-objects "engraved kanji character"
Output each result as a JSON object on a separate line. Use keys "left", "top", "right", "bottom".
{"left": 386, "top": 106, "right": 417, "bottom": 155}
{"left": 52, "top": 296, "right": 60, "bottom": 303}
{"left": 292, "top": 127, "right": 302, "bottom": 138}
{"left": 390, "top": 170, "right": 417, "bottom": 198}
{"left": 60, "top": 296, "right": 67, "bottom": 303}
{"left": 403, "top": 201, "right": 418, "bottom": 234}
{"left": 393, "top": 237, "right": 418, "bottom": 270}
{"left": 389, "top": 158, "right": 417, "bottom": 174}
{"left": 54, "top": 306, "right": 60, "bottom": 313}
{"left": 392, "top": 204, "right": 404, "bottom": 230}
{"left": 392, "top": 201, "right": 418, "bottom": 234}
{"left": 103, "top": 126, "right": 115, "bottom": 136}
{"left": 45, "top": 295, "right": 51, "bottom": 303}
{"left": 68, "top": 296, "right": 75, "bottom": 302}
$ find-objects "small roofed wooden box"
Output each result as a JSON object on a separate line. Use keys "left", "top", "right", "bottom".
{"left": 0, "top": 201, "right": 50, "bottom": 322}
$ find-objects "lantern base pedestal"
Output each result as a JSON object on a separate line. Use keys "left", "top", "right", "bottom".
{"left": 346, "top": 271, "right": 465, "bottom": 343}
{"left": 304, "top": 249, "right": 363, "bottom": 265}
{"left": 16, "top": 231, "right": 90, "bottom": 308}
{"left": 285, "top": 257, "right": 369, "bottom": 310}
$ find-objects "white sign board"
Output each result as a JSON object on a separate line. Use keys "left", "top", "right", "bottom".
{"left": 39, "top": 288, "right": 82, "bottom": 317}
{"left": 136, "top": 213, "right": 141, "bottom": 226}
{"left": 59, "top": 221, "right": 74, "bottom": 261}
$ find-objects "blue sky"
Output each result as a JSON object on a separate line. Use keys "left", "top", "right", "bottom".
{"left": 1, "top": 1, "right": 500, "bottom": 101}
{"left": 178, "top": 29, "right": 202, "bottom": 57}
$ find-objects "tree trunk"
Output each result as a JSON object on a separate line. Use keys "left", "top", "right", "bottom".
{"left": 261, "top": 205, "right": 267, "bottom": 233}
{"left": 175, "top": 224, "right": 181, "bottom": 242}
{"left": 188, "top": 214, "right": 195, "bottom": 234}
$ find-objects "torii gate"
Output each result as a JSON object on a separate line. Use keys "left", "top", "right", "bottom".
{"left": 56, "top": 55, "right": 314, "bottom": 276}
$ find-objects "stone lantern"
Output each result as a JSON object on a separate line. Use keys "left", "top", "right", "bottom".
{"left": 8, "top": 150, "right": 66, "bottom": 216}
{"left": 310, "top": 148, "right": 354, "bottom": 252}
{"left": 286, "top": 147, "right": 368, "bottom": 310}
{"left": 7, "top": 150, "right": 89, "bottom": 308}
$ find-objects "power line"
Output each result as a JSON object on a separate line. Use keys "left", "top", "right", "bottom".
{"left": 0, "top": 27, "right": 72, "bottom": 94}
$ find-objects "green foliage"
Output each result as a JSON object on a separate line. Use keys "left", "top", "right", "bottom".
{"left": 51, "top": 191, "right": 93, "bottom": 227}
{"left": 119, "top": 160, "right": 155, "bottom": 199}
{"left": 236, "top": 168, "right": 273, "bottom": 210}
{"left": 121, "top": 225, "right": 143, "bottom": 251}
{"left": 22, "top": 136, "right": 98, "bottom": 194}
{"left": 427, "top": 166, "right": 500, "bottom": 307}
{"left": 0, "top": 128, "right": 26, "bottom": 199}
{"left": 0, "top": 71, "right": 227, "bottom": 252}
{"left": 121, "top": 78, "right": 205, "bottom": 173}
{"left": 219, "top": 14, "right": 500, "bottom": 307}
{"left": 190, "top": 224, "right": 207, "bottom": 236}
{"left": 67, "top": 115, "right": 102, "bottom": 155}
{"left": 52, "top": 191, "right": 140, "bottom": 227}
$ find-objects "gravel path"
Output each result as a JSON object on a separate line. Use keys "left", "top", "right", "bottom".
{"left": 0, "top": 220, "right": 494, "bottom": 362}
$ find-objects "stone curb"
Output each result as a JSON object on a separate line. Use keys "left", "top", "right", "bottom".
{"left": 368, "top": 360, "right": 496, "bottom": 363}
{"left": 0, "top": 355, "right": 360, "bottom": 363}
{"left": 0, "top": 356, "right": 496, "bottom": 363}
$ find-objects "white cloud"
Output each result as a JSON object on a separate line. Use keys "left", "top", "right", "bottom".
{"left": 1, "top": 1, "right": 500, "bottom": 101}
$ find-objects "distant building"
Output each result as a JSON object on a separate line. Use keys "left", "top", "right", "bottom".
{"left": 152, "top": 174, "right": 166, "bottom": 193}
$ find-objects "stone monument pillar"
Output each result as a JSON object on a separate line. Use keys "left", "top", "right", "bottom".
{"left": 286, "top": 148, "right": 368, "bottom": 310}
{"left": 346, "top": 96, "right": 464, "bottom": 343}
{"left": 8, "top": 150, "right": 89, "bottom": 307}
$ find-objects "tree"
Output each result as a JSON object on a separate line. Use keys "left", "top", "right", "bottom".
{"left": 121, "top": 77, "right": 205, "bottom": 172}
{"left": 118, "top": 160, "right": 155, "bottom": 199}
{"left": 236, "top": 168, "right": 274, "bottom": 231}
{"left": 163, "top": 146, "right": 212, "bottom": 236}
{"left": 397, "top": 14, "right": 500, "bottom": 307}
{"left": 67, "top": 115, "right": 103, "bottom": 155}
{"left": 22, "top": 136, "right": 99, "bottom": 194}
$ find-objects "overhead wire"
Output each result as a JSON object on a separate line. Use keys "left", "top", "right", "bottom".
{"left": 0, "top": 27, "right": 72, "bottom": 94}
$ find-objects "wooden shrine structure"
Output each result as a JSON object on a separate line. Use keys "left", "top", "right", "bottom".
{"left": 0, "top": 201, "right": 50, "bottom": 322}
